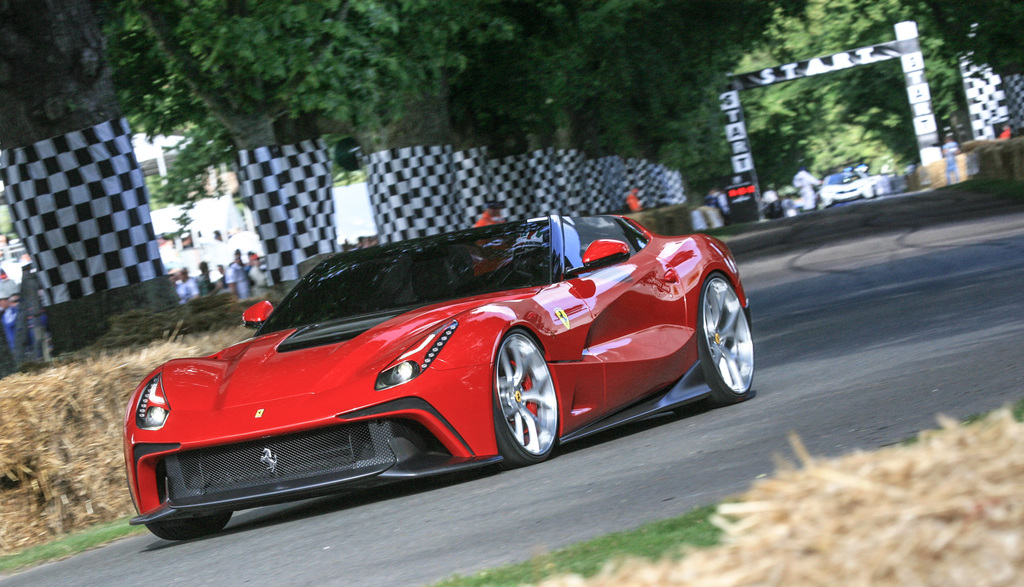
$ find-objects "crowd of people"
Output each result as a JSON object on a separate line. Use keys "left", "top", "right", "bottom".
{"left": 168, "top": 247, "right": 270, "bottom": 305}
{"left": 0, "top": 243, "right": 50, "bottom": 364}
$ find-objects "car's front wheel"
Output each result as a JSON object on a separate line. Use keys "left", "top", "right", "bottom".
{"left": 492, "top": 331, "right": 559, "bottom": 469}
{"left": 697, "top": 274, "right": 754, "bottom": 405}
{"left": 146, "top": 511, "right": 232, "bottom": 541}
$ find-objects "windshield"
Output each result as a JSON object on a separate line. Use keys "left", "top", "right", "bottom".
{"left": 825, "top": 172, "right": 865, "bottom": 186}
{"left": 258, "top": 219, "right": 552, "bottom": 334}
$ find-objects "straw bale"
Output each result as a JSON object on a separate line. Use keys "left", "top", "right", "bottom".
{"left": 539, "top": 408, "right": 1024, "bottom": 587}
{"left": 90, "top": 293, "right": 255, "bottom": 350}
{"left": 971, "top": 137, "right": 1024, "bottom": 182}
{"left": 0, "top": 327, "right": 248, "bottom": 552}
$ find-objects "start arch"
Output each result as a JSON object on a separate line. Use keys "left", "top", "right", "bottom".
{"left": 719, "top": 21, "right": 938, "bottom": 218}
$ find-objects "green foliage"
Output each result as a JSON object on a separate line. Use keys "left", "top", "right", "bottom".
{"left": 917, "top": 0, "right": 1024, "bottom": 76}
{"left": 448, "top": 0, "right": 805, "bottom": 189}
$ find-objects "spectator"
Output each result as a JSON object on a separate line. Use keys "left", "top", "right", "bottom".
{"left": 196, "top": 261, "right": 214, "bottom": 296}
{"left": 998, "top": 124, "right": 1012, "bottom": 140}
{"left": 0, "top": 268, "right": 17, "bottom": 299}
{"left": 474, "top": 203, "right": 506, "bottom": 227}
{"left": 2, "top": 294, "right": 22, "bottom": 355}
{"left": 793, "top": 167, "right": 821, "bottom": 211}
{"left": 213, "top": 264, "right": 227, "bottom": 295}
{"left": 942, "top": 135, "right": 961, "bottom": 185}
{"left": 225, "top": 249, "right": 251, "bottom": 299}
{"left": 782, "top": 194, "right": 800, "bottom": 218}
{"left": 705, "top": 188, "right": 731, "bottom": 225}
{"left": 248, "top": 254, "right": 268, "bottom": 297}
{"left": 0, "top": 296, "right": 11, "bottom": 352}
{"left": 626, "top": 188, "right": 643, "bottom": 212}
{"left": 762, "top": 185, "right": 782, "bottom": 219}
{"left": 174, "top": 268, "right": 199, "bottom": 304}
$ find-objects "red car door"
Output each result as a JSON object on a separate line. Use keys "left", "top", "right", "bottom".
{"left": 560, "top": 218, "right": 691, "bottom": 412}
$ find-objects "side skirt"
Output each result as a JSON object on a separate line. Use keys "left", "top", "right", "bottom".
{"left": 558, "top": 361, "right": 711, "bottom": 444}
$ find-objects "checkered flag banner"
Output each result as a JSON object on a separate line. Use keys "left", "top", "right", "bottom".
{"left": 365, "top": 146, "right": 687, "bottom": 243}
{"left": 1003, "top": 74, "right": 1024, "bottom": 134}
{"left": 453, "top": 148, "right": 492, "bottom": 228}
{"left": 366, "top": 145, "right": 460, "bottom": 244}
{"left": 237, "top": 139, "right": 338, "bottom": 283}
{"left": 960, "top": 58, "right": 1010, "bottom": 140}
{"left": 0, "top": 118, "right": 164, "bottom": 304}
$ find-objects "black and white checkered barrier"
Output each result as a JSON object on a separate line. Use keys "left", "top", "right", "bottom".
{"left": 1003, "top": 74, "right": 1024, "bottom": 135}
{"left": 961, "top": 59, "right": 1010, "bottom": 140}
{"left": 0, "top": 118, "right": 164, "bottom": 304}
{"left": 237, "top": 139, "right": 338, "bottom": 283}
{"left": 366, "top": 145, "right": 462, "bottom": 244}
{"left": 365, "top": 146, "right": 686, "bottom": 243}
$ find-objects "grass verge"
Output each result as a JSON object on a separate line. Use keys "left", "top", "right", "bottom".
{"left": 433, "top": 504, "right": 721, "bottom": 587}
{"left": 0, "top": 518, "right": 145, "bottom": 574}
{"left": 940, "top": 178, "right": 1024, "bottom": 201}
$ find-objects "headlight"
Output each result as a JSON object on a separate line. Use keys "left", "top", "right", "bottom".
{"left": 375, "top": 320, "right": 458, "bottom": 390}
{"left": 135, "top": 374, "right": 171, "bottom": 430}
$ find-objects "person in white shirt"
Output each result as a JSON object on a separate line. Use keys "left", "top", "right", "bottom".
{"left": 174, "top": 268, "right": 199, "bottom": 304}
{"left": 225, "top": 250, "right": 251, "bottom": 300}
{"left": 793, "top": 167, "right": 821, "bottom": 211}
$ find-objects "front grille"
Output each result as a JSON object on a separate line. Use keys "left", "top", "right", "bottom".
{"left": 163, "top": 420, "right": 397, "bottom": 500}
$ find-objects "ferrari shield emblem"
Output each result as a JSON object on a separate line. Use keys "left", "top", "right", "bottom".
{"left": 255, "top": 409, "right": 265, "bottom": 418}
{"left": 554, "top": 308, "right": 571, "bottom": 330}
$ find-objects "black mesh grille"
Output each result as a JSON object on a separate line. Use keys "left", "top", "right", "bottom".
{"left": 163, "top": 420, "right": 397, "bottom": 500}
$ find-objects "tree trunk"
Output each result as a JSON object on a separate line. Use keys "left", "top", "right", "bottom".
{"left": 0, "top": 0, "right": 176, "bottom": 359}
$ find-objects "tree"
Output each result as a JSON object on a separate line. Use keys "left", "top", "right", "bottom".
{"left": 447, "top": 0, "right": 807, "bottom": 188}
{"left": 0, "top": 0, "right": 175, "bottom": 360}
{"left": 106, "top": 1, "right": 806, "bottom": 200}
{"left": 916, "top": 0, "right": 1024, "bottom": 76}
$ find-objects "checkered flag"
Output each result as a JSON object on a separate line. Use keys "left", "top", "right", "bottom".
{"left": 237, "top": 139, "right": 338, "bottom": 283}
{"left": 366, "top": 146, "right": 459, "bottom": 244}
{"left": 0, "top": 118, "right": 164, "bottom": 304}
{"left": 488, "top": 153, "right": 533, "bottom": 222}
{"left": 1003, "top": 74, "right": 1024, "bottom": 133}
{"left": 452, "top": 147, "right": 492, "bottom": 229}
{"left": 960, "top": 59, "right": 1010, "bottom": 140}
{"left": 364, "top": 146, "right": 688, "bottom": 243}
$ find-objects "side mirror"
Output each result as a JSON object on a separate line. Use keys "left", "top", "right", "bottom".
{"left": 242, "top": 300, "right": 274, "bottom": 329}
{"left": 567, "top": 239, "right": 630, "bottom": 277}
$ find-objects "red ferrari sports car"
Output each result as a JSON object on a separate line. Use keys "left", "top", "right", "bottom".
{"left": 124, "top": 214, "right": 753, "bottom": 540}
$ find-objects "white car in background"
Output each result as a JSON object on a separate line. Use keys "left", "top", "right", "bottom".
{"left": 819, "top": 170, "right": 877, "bottom": 207}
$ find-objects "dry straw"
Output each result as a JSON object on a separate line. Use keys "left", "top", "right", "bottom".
{"left": 539, "top": 408, "right": 1024, "bottom": 586}
{"left": 0, "top": 325, "right": 248, "bottom": 552}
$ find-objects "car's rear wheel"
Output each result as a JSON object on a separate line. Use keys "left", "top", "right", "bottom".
{"left": 145, "top": 511, "right": 232, "bottom": 541}
{"left": 698, "top": 274, "right": 754, "bottom": 405}
{"left": 492, "top": 331, "right": 558, "bottom": 469}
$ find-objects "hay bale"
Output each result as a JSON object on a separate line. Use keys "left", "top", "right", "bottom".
{"left": 972, "top": 137, "right": 1024, "bottom": 182}
{"left": 91, "top": 293, "right": 251, "bottom": 350}
{"left": 0, "top": 328, "right": 248, "bottom": 552}
{"left": 540, "top": 408, "right": 1024, "bottom": 586}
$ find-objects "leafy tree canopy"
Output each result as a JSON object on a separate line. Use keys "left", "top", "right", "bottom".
{"left": 917, "top": 0, "right": 1024, "bottom": 76}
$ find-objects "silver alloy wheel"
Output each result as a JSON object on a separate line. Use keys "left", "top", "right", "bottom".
{"left": 495, "top": 333, "right": 557, "bottom": 455}
{"left": 702, "top": 276, "right": 754, "bottom": 392}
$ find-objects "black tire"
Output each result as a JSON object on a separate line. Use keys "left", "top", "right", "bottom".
{"left": 492, "top": 331, "right": 559, "bottom": 469}
{"left": 145, "top": 511, "right": 232, "bottom": 541}
{"left": 697, "top": 274, "right": 754, "bottom": 406}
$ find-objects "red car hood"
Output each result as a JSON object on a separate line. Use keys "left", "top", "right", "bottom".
{"left": 158, "top": 291, "right": 533, "bottom": 414}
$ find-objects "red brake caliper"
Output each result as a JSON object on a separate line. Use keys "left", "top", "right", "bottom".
{"left": 523, "top": 374, "right": 538, "bottom": 416}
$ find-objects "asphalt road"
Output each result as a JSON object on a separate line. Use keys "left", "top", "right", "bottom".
{"left": 5, "top": 190, "right": 1024, "bottom": 587}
